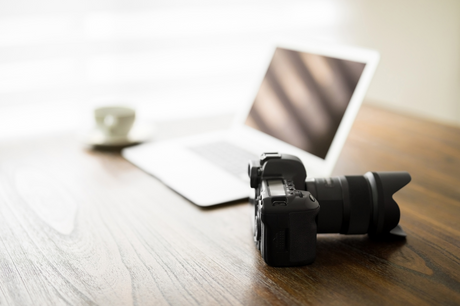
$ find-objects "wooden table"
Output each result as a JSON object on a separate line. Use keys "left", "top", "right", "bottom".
{"left": 0, "top": 104, "right": 459, "bottom": 305}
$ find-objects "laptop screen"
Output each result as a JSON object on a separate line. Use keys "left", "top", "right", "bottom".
{"left": 244, "top": 47, "right": 366, "bottom": 159}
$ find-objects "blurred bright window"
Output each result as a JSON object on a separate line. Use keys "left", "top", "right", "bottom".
{"left": 0, "top": 0, "right": 342, "bottom": 139}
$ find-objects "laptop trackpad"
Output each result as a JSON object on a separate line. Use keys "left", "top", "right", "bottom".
{"left": 123, "top": 142, "right": 250, "bottom": 206}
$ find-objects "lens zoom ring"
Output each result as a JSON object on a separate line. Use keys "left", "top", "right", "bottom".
{"left": 345, "top": 176, "right": 372, "bottom": 234}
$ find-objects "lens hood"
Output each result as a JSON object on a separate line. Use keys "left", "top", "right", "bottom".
{"left": 365, "top": 172, "right": 412, "bottom": 235}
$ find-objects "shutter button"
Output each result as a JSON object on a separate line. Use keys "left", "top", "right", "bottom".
{"left": 309, "top": 194, "right": 316, "bottom": 202}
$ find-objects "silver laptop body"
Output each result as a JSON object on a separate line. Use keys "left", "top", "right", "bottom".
{"left": 123, "top": 41, "right": 380, "bottom": 206}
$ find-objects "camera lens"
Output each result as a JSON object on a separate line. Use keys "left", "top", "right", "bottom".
{"left": 305, "top": 172, "right": 411, "bottom": 235}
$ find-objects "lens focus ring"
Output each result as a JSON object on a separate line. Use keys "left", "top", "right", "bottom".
{"left": 344, "top": 176, "right": 372, "bottom": 234}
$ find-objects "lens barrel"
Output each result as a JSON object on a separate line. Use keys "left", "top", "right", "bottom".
{"left": 305, "top": 172, "right": 411, "bottom": 235}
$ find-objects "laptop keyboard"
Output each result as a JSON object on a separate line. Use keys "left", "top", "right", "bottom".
{"left": 188, "top": 141, "right": 258, "bottom": 181}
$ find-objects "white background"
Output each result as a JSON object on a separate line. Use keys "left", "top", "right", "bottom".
{"left": 0, "top": 0, "right": 459, "bottom": 140}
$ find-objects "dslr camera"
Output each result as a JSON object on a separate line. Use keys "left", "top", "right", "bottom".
{"left": 248, "top": 152, "right": 411, "bottom": 267}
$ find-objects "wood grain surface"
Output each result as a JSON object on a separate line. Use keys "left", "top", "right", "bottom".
{"left": 0, "top": 104, "right": 459, "bottom": 305}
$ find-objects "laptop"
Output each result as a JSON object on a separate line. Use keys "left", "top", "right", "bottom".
{"left": 122, "top": 41, "right": 380, "bottom": 206}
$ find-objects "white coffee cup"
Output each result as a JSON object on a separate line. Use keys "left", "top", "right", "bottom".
{"left": 94, "top": 106, "right": 135, "bottom": 139}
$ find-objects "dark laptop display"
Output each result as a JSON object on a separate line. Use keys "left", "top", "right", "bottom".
{"left": 245, "top": 47, "right": 366, "bottom": 159}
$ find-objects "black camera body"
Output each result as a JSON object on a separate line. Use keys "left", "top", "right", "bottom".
{"left": 249, "top": 152, "right": 411, "bottom": 267}
{"left": 250, "top": 153, "right": 319, "bottom": 266}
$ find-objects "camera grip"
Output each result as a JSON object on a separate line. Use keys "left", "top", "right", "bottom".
{"left": 290, "top": 207, "right": 319, "bottom": 264}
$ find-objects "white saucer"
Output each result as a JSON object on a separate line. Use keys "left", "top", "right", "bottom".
{"left": 86, "top": 124, "right": 154, "bottom": 147}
